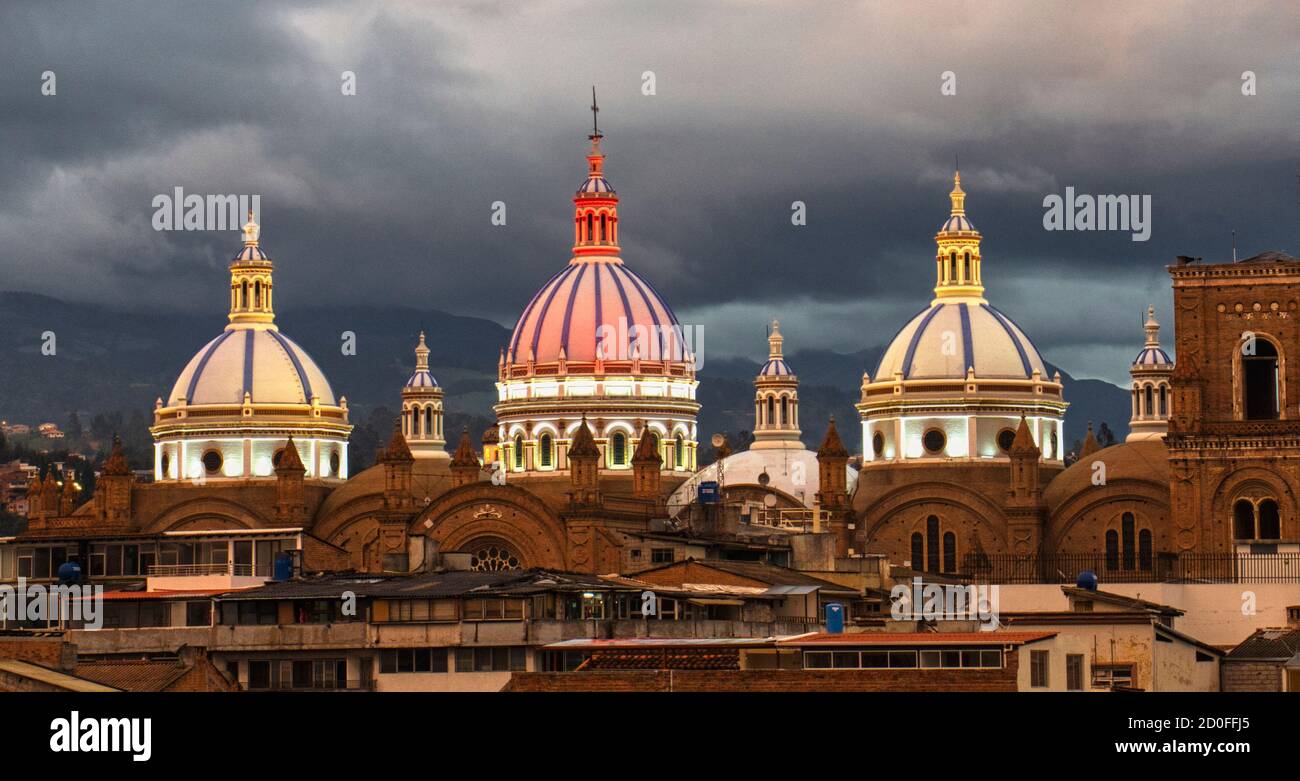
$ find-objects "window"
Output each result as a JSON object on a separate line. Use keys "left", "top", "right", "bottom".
{"left": 997, "top": 428, "right": 1016, "bottom": 453}
{"left": 611, "top": 433, "right": 627, "bottom": 466}
{"left": 926, "top": 516, "right": 940, "bottom": 573}
{"left": 1030, "top": 650, "right": 1049, "bottom": 688}
{"left": 674, "top": 435, "right": 684, "bottom": 468}
{"left": 1121, "top": 512, "right": 1136, "bottom": 570}
{"left": 766, "top": 398, "right": 774, "bottom": 428}
{"left": 1092, "top": 663, "right": 1134, "bottom": 689}
{"left": 463, "top": 598, "right": 525, "bottom": 621}
{"left": 942, "top": 532, "right": 957, "bottom": 574}
{"left": 380, "top": 648, "right": 448, "bottom": 674}
{"left": 513, "top": 435, "right": 524, "bottom": 470}
{"left": 329, "top": 450, "right": 341, "bottom": 477}
{"left": 185, "top": 601, "right": 211, "bottom": 627}
{"left": 1138, "top": 529, "right": 1153, "bottom": 571}
{"left": 1105, "top": 530, "right": 1119, "bottom": 570}
{"left": 454, "top": 647, "right": 527, "bottom": 673}
{"left": 1243, "top": 337, "right": 1280, "bottom": 420}
{"left": 872, "top": 431, "right": 884, "bottom": 456}
{"left": 922, "top": 428, "right": 946, "bottom": 455}
{"left": 651, "top": 547, "right": 674, "bottom": 564}
{"left": 807, "top": 648, "right": 997, "bottom": 670}
{"left": 910, "top": 533, "right": 924, "bottom": 570}
{"left": 1259, "top": 499, "right": 1281, "bottom": 539}
{"left": 468, "top": 542, "right": 521, "bottom": 571}
{"left": 780, "top": 397, "right": 789, "bottom": 425}
{"left": 1066, "top": 654, "right": 1085, "bottom": 691}
{"left": 201, "top": 449, "right": 223, "bottom": 475}
{"left": 538, "top": 433, "right": 553, "bottom": 468}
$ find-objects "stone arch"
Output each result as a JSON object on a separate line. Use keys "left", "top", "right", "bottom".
{"left": 1210, "top": 467, "right": 1297, "bottom": 541}
{"left": 143, "top": 496, "right": 268, "bottom": 533}
{"left": 857, "top": 481, "right": 1011, "bottom": 564}
{"left": 411, "top": 483, "right": 567, "bottom": 570}
{"left": 1045, "top": 477, "right": 1170, "bottom": 554}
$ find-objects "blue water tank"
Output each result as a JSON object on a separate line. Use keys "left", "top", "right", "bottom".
{"left": 698, "top": 481, "right": 720, "bottom": 504}
{"left": 272, "top": 552, "right": 294, "bottom": 582}
{"left": 1076, "top": 570, "right": 1099, "bottom": 591}
{"left": 824, "top": 602, "right": 844, "bottom": 634}
{"left": 57, "top": 561, "right": 82, "bottom": 585}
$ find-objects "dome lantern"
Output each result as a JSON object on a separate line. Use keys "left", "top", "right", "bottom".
{"left": 933, "top": 170, "right": 985, "bottom": 302}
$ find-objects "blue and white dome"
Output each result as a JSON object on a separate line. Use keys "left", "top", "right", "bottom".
{"left": 875, "top": 302, "right": 1047, "bottom": 380}
{"left": 939, "top": 213, "right": 976, "bottom": 233}
{"left": 1132, "top": 345, "right": 1172, "bottom": 367}
{"left": 169, "top": 328, "right": 336, "bottom": 406}
{"left": 759, "top": 357, "right": 794, "bottom": 377}
{"left": 405, "top": 369, "right": 438, "bottom": 388}
{"left": 577, "top": 176, "right": 615, "bottom": 195}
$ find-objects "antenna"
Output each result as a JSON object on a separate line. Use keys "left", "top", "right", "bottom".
{"left": 1232, "top": 229, "right": 1237, "bottom": 262}
{"left": 589, "top": 86, "right": 601, "bottom": 139}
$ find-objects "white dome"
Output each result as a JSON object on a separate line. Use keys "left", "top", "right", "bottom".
{"left": 875, "top": 301, "right": 1047, "bottom": 381}
{"left": 169, "top": 327, "right": 336, "bottom": 406}
{"left": 668, "top": 448, "right": 857, "bottom": 512}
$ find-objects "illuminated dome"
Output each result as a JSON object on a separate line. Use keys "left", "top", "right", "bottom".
{"left": 857, "top": 172, "right": 1066, "bottom": 465}
{"left": 169, "top": 329, "right": 336, "bottom": 406}
{"left": 874, "top": 301, "right": 1047, "bottom": 380}
{"left": 505, "top": 257, "right": 682, "bottom": 366}
{"left": 151, "top": 213, "right": 352, "bottom": 482}
{"left": 494, "top": 100, "right": 699, "bottom": 476}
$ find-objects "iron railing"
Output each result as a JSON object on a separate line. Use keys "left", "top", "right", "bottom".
{"left": 147, "top": 562, "right": 256, "bottom": 577}
{"left": 958, "top": 552, "right": 1300, "bottom": 584}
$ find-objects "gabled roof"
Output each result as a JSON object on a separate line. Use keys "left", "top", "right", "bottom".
{"left": 632, "top": 558, "right": 858, "bottom": 594}
{"left": 778, "top": 631, "right": 1057, "bottom": 647}
{"left": 1062, "top": 586, "right": 1183, "bottom": 617}
{"left": 1226, "top": 628, "right": 1300, "bottom": 660}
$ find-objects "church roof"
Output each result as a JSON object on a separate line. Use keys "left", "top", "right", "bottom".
{"left": 875, "top": 301, "right": 1047, "bottom": 380}
{"left": 169, "top": 327, "right": 335, "bottom": 406}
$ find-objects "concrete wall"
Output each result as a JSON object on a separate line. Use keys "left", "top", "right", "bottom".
{"left": 997, "top": 582, "right": 1300, "bottom": 647}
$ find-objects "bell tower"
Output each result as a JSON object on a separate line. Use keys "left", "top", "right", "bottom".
{"left": 752, "top": 320, "right": 802, "bottom": 450}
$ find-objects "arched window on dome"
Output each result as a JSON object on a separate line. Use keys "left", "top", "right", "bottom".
{"left": 1121, "top": 512, "right": 1136, "bottom": 570}
{"left": 766, "top": 397, "right": 775, "bottom": 430}
{"left": 599, "top": 213, "right": 607, "bottom": 243}
{"left": 942, "top": 532, "right": 957, "bottom": 574}
{"left": 1144, "top": 386, "right": 1154, "bottom": 420}
{"left": 241, "top": 281, "right": 249, "bottom": 310}
{"left": 610, "top": 432, "right": 627, "bottom": 467}
{"left": 674, "top": 434, "right": 684, "bottom": 468}
{"left": 1243, "top": 337, "right": 1280, "bottom": 420}
{"left": 948, "top": 251, "right": 957, "bottom": 283}
{"left": 538, "top": 433, "right": 553, "bottom": 468}
{"left": 926, "top": 516, "right": 940, "bottom": 573}
{"left": 781, "top": 397, "right": 789, "bottom": 426}
{"left": 1104, "top": 530, "right": 1119, "bottom": 571}
{"left": 254, "top": 280, "right": 262, "bottom": 308}
{"left": 910, "top": 533, "right": 924, "bottom": 571}
{"left": 964, "top": 251, "right": 972, "bottom": 283}
{"left": 1138, "top": 529, "right": 1153, "bottom": 571}
{"left": 513, "top": 435, "right": 524, "bottom": 470}
{"left": 424, "top": 407, "right": 434, "bottom": 439}
{"left": 1159, "top": 385, "right": 1168, "bottom": 417}
{"left": 586, "top": 213, "right": 594, "bottom": 244}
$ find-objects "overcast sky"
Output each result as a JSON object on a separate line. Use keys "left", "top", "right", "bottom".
{"left": 2, "top": 0, "right": 1299, "bottom": 385}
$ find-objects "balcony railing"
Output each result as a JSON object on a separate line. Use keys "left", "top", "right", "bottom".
{"left": 148, "top": 563, "right": 256, "bottom": 577}
{"left": 244, "top": 679, "right": 374, "bottom": 692}
{"left": 959, "top": 552, "right": 1300, "bottom": 584}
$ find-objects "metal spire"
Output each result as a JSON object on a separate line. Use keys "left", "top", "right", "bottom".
{"left": 589, "top": 86, "right": 601, "bottom": 139}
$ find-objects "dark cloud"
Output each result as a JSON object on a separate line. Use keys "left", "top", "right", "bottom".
{"left": 1, "top": 0, "right": 1298, "bottom": 386}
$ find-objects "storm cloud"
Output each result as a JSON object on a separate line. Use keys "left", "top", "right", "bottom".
{"left": 2, "top": 0, "right": 1298, "bottom": 385}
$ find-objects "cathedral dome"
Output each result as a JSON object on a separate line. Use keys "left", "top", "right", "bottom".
{"left": 505, "top": 258, "right": 682, "bottom": 366}
{"left": 169, "top": 328, "right": 336, "bottom": 405}
{"left": 874, "top": 301, "right": 1047, "bottom": 380}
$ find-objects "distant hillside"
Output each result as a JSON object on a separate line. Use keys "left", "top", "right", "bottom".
{"left": 0, "top": 291, "right": 1131, "bottom": 465}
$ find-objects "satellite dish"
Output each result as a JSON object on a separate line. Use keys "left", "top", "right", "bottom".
{"left": 710, "top": 433, "right": 726, "bottom": 448}
{"left": 762, "top": 493, "right": 778, "bottom": 507}
{"left": 757, "top": 470, "right": 771, "bottom": 486}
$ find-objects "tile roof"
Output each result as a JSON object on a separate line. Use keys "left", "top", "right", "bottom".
{"left": 72, "top": 660, "right": 191, "bottom": 692}
{"left": 1226, "top": 628, "right": 1300, "bottom": 660}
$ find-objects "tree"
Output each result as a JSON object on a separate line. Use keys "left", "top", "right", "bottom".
{"left": 66, "top": 411, "right": 84, "bottom": 443}
{"left": 1097, "top": 422, "right": 1115, "bottom": 448}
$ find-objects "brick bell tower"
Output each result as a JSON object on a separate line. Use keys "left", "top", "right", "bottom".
{"left": 1166, "top": 251, "right": 1300, "bottom": 553}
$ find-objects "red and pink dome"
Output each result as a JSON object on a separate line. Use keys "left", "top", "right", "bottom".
{"left": 501, "top": 123, "right": 692, "bottom": 377}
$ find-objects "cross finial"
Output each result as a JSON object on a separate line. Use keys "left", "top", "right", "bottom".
{"left": 589, "top": 86, "right": 601, "bottom": 139}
